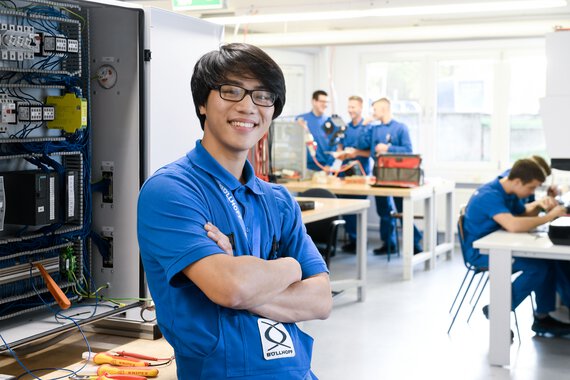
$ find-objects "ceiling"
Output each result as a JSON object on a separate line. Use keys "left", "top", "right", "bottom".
{"left": 128, "top": 0, "right": 570, "bottom": 46}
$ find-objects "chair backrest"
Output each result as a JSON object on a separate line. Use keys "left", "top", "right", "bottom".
{"left": 299, "top": 188, "right": 337, "bottom": 199}
{"left": 457, "top": 206, "right": 466, "bottom": 245}
{"left": 299, "top": 188, "right": 339, "bottom": 244}
{"left": 456, "top": 205, "right": 476, "bottom": 269}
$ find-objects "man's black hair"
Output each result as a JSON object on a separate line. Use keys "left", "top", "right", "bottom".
{"left": 191, "top": 43, "right": 286, "bottom": 130}
{"left": 312, "top": 90, "right": 328, "bottom": 101}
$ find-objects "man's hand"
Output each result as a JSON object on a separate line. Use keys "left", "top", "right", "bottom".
{"left": 336, "top": 147, "right": 356, "bottom": 160}
{"left": 205, "top": 222, "right": 233, "bottom": 255}
{"left": 548, "top": 205, "right": 567, "bottom": 220}
{"left": 374, "top": 143, "right": 389, "bottom": 155}
{"left": 537, "top": 197, "right": 558, "bottom": 212}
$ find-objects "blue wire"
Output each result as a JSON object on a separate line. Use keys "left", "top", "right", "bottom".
{"left": 0, "top": 333, "right": 41, "bottom": 380}
{"left": 0, "top": 267, "right": 95, "bottom": 380}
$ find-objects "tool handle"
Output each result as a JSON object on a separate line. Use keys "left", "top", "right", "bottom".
{"left": 115, "top": 350, "right": 159, "bottom": 361}
{"left": 35, "top": 262, "right": 71, "bottom": 309}
{"left": 97, "top": 375, "right": 147, "bottom": 380}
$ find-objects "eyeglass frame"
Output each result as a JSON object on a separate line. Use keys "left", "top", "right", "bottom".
{"left": 215, "top": 83, "right": 277, "bottom": 107}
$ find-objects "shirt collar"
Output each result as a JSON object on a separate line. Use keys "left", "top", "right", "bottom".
{"left": 349, "top": 118, "right": 363, "bottom": 128}
{"left": 187, "top": 140, "right": 264, "bottom": 195}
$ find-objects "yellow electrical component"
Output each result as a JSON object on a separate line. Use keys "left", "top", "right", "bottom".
{"left": 46, "top": 93, "right": 87, "bottom": 133}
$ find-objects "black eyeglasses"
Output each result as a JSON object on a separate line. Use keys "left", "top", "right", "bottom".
{"left": 216, "top": 84, "right": 277, "bottom": 107}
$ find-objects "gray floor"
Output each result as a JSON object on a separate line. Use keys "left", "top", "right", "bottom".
{"left": 303, "top": 235, "right": 570, "bottom": 380}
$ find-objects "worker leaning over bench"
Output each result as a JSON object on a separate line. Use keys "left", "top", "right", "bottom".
{"left": 137, "top": 43, "right": 332, "bottom": 380}
{"left": 463, "top": 158, "right": 570, "bottom": 336}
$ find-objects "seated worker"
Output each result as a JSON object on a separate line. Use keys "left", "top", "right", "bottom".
{"left": 463, "top": 158, "right": 570, "bottom": 335}
{"left": 337, "top": 95, "right": 373, "bottom": 252}
{"left": 137, "top": 43, "right": 332, "bottom": 379}
{"left": 500, "top": 155, "right": 570, "bottom": 311}
{"left": 297, "top": 90, "right": 337, "bottom": 172}
{"left": 357, "top": 98, "right": 423, "bottom": 255}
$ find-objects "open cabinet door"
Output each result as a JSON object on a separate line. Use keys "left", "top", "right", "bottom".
{"left": 143, "top": 8, "right": 224, "bottom": 179}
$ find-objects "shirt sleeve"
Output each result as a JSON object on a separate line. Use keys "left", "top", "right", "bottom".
{"left": 387, "top": 123, "right": 413, "bottom": 153}
{"left": 479, "top": 191, "right": 513, "bottom": 219}
{"left": 272, "top": 186, "right": 329, "bottom": 279}
{"left": 137, "top": 172, "right": 225, "bottom": 288}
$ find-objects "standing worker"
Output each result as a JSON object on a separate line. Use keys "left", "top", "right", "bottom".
{"left": 337, "top": 95, "right": 372, "bottom": 252}
{"left": 297, "top": 90, "right": 337, "bottom": 172}
{"left": 357, "top": 98, "right": 423, "bottom": 255}
{"left": 138, "top": 43, "right": 332, "bottom": 379}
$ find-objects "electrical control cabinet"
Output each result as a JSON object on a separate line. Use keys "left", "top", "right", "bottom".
{"left": 0, "top": 0, "right": 222, "bottom": 352}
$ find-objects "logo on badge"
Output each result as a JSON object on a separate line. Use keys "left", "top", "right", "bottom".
{"left": 257, "top": 318, "right": 296, "bottom": 360}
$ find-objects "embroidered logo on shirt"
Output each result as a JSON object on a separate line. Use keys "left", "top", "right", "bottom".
{"left": 257, "top": 318, "right": 296, "bottom": 360}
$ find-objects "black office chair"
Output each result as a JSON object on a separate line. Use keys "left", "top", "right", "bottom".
{"left": 299, "top": 188, "right": 346, "bottom": 267}
{"left": 447, "top": 208, "right": 521, "bottom": 341}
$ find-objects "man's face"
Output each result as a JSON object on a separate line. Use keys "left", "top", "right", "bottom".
{"left": 513, "top": 179, "right": 542, "bottom": 199}
{"left": 372, "top": 100, "right": 389, "bottom": 121}
{"left": 312, "top": 94, "right": 328, "bottom": 115}
{"left": 199, "top": 76, "right": 274, "bottom": 153}
{"left": 347, "top": 100, "right": 362, "bottom": 121}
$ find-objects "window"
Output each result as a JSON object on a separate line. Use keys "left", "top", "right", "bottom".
{"left": 360, "top": 41, "right": 546, "bottom": 182}
{"left": 436, "top": 60, "right": 494, "bottom": 162}
{"left": 508, "top": 56, "right": 547, "bottom": 162}
{"left": 365, "top": 61, "right": 422, "bottom": 151}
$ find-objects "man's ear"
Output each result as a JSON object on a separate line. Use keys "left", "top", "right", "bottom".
{"left": 199, "top": 104, "right": 206, "bottom": 115}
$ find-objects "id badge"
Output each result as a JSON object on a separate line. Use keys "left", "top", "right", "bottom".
{"left": 257, "top": 318, "right": 296, "bottom": 360}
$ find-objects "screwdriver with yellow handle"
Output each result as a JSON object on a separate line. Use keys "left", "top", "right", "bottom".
{"left": 97, "top": 365, "right": 159, "bottom": 377}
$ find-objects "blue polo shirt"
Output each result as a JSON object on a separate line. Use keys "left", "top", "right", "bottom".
{"left": 463, "top": 177, "right": 526, "bottom": 266}
{"left": 297, "top": 111, "right": 335, "bottom": 171}
{"left": 137, "top": 140, "right": 327, "bottom": 379}
{"left": 341, "top": 118, "right": 371, "bottom": 175}
{"left": 356, "top": 119, "right": 413, "bottom": 155}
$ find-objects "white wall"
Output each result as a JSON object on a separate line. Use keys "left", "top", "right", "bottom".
{"left": 263, "top": 47, "right": 319, "bottom": 117}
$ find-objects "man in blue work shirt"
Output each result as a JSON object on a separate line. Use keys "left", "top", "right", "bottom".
{"left": 357, "top": 98, "right": 423, "bottom": 255}
{"left": 463, "top": 158, "right": 570, "bottom": 335}
{"left": 138, "top": 43, "right": 332, "bottom": 379}
{"left": 297, "top": 90, "right": 337, "bottom": 172}
{"left": 337, "top": 95, "right": 372, "bottom": 252}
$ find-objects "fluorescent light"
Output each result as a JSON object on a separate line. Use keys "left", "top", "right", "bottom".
{"left": 223, "top": 19, "right": 562, "bottom": 47}
{"left": 206, "top": 0, "right": 567, "bottom": 25}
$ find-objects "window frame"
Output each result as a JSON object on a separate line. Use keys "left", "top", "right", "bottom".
{"left": 359, "top": 41, "right": 546, "bottom": 184}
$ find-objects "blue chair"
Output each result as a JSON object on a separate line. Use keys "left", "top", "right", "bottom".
{"left": 447, "top": 210, "right": 489, "bottom": 334}
{"left": 448, "top": 209, "right": 521, "bottom": 342}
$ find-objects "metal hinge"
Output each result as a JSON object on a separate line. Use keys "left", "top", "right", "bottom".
{"left": 144, "top": 49, "right": 152, "bottom": 61}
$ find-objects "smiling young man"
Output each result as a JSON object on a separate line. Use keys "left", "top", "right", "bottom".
{"left": 463, "top": 158, "right": 570, "bottom": 335}
{"left": 137, "top": 43, "right": 332, "bottom": 379}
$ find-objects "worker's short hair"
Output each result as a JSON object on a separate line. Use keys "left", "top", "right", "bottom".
{"left": 312, "top": 90, "right": 328, "bottom": 101}
{"left": 348, "top": 95, "right": 363, "bottom": 104}
{"left": 191, "top": 43, "right": 286, "bottom": 130}
{"left": 372, "top": 97, "right": 391, "bottom": 107}
{"left": 509, "top": 158, "right": 549, "bottom": 184}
